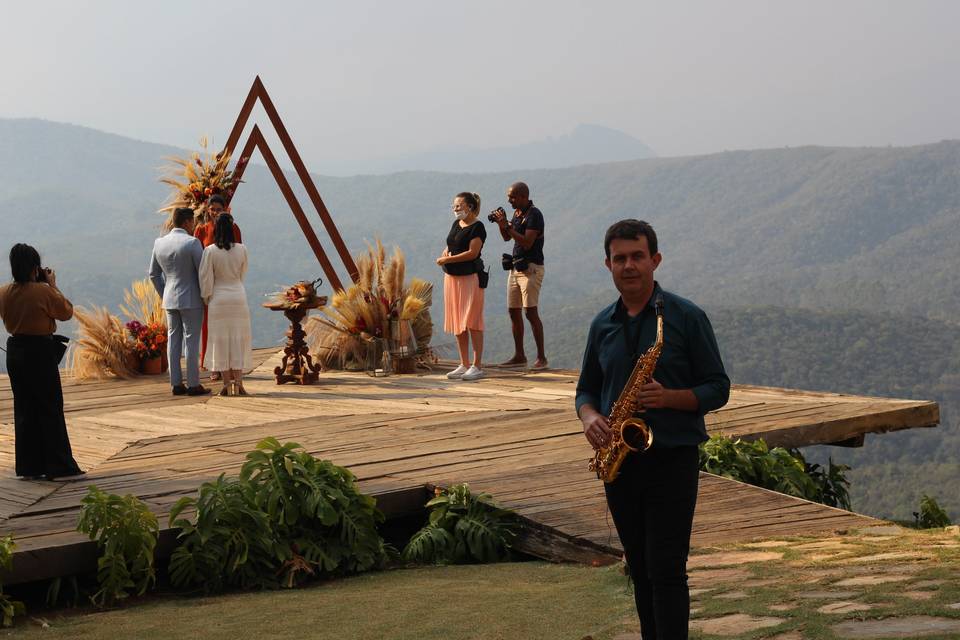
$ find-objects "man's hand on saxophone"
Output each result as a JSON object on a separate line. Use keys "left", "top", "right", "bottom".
{"left": 578, "top": 404, "right": 610, "bottom": 450}
{"left": 637, "top": 379, "right": 701, "bottom": 412}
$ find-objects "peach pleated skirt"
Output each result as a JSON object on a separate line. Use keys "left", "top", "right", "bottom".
{"left": 443, "top": 273, "right": 484, "bottom": 335}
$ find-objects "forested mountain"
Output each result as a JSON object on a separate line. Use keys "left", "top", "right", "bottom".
{"left": 313, "top": 123, "right": 657, "bottom": 175}
{"left": 1, "top": 118, "right": 957, "bottom": 520}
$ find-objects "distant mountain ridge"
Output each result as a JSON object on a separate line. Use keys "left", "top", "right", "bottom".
{"left": 315, "top": 123, "right": 657, "bottom": 175}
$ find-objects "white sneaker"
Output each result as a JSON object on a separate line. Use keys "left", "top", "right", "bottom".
{"left": 461, "top": 365, "right": 484, "bottom": 381}
{"left": 446, "top": 365, "right": 469, "bottom": 379}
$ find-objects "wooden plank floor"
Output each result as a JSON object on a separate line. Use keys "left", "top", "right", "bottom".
{"left": 0, "top": 349, "right": 935, "bottom": 583}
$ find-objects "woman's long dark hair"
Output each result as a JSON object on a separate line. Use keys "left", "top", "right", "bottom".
{"left": 214, "top": 214, "right": 235, "bottom": 250}
{"left": 9, "top": 243, "right": 41, "bottom": 283}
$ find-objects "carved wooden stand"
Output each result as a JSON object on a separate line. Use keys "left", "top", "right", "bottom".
{"left": 265, "top": 303, "right": 324, "bottom": 385}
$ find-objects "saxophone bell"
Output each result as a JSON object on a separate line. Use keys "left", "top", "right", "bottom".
{"left": 621, "top": 417, "right": 654, "bottom": 452}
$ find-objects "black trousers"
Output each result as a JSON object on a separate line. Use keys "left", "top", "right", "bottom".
{"left": 6, "top": 335, "right": 81, "bottom": 478}
{"left": 604, "top": 444, "right": 700, "bottom": 640}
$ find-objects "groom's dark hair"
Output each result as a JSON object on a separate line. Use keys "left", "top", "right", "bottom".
{"left": 172, "top": 207, "right": 194, "bottom": 228}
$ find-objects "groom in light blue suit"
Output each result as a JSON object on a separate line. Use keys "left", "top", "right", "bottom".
{"left": 149, "top": 207, "right": 210, "bottom": 396}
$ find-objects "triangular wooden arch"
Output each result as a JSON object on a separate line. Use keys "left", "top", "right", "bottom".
{"left": 220, "top": 76, "right": 358, "bottom": 291}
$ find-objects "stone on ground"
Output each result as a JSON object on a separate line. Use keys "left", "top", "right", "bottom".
{"left": 687, "top": 550, "right": 782, "bottom": 569}
{"left": 690, "top": 613, "right": 785, "bottom": 635}
{"left": 817, "top": 601, "right": 873, "bottom": 614}
{"left": 831, "top": 616, "right": 960, "bottom": 638}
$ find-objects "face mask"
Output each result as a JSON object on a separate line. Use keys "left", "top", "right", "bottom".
{"left": 454, "top": 210, "right": 469, "bottom": 221}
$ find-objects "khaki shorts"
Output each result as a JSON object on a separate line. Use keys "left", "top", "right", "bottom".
{"left": 506, "top": 263, "right": 545, "bottom": 309}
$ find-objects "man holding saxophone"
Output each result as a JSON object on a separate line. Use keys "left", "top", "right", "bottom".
{"left": 575, "top": 219, "right": 729, "bottom": 639}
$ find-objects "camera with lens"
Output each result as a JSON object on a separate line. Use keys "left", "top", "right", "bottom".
{"left": 487, "top": 206, "right": 506, "bottom": 223}
{"left": 501, "top": 253, "right": 529, "bottom": 272}
{"left": 37, "top": 267, "right": 50, "bottom": 282}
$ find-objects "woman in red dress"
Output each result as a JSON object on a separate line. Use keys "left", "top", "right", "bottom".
{"left": 194, "top": 194, "right": 242, "bottom": 379}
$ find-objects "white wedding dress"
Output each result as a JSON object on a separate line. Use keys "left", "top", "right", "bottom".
{"left": 199, "top": 243, "right": 253, "bottom": 371}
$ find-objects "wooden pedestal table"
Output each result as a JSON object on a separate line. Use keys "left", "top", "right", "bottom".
{"left": 263, "top": 297, "right": 327, "bottom": 385}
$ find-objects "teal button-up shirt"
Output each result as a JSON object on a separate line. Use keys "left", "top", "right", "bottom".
{"left": 574, "top": 283, "right": 730, "bottom": 448}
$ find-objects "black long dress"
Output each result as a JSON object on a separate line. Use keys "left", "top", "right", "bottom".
{"left": 6, "top": 335, "right": 82, "bottom": 478}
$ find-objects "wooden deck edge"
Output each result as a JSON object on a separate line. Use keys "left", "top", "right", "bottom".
{"left": 724, "top": 402, "right": 940, "bottom": 449}
{"left": 513, "top": 515, "right": 620, "bottom": 565}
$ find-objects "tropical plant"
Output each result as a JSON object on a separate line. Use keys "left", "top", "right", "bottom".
{"left": 914, "top": 494, "right": 951, "bottom": 529}
{"left": 402, "top": 483, "right": 517, "bottom": 565}
{"left": 168, "top": 474, "right": 274, "bottom": 592}
{"left": 70, "top": 305, "right": 137, "bottom": 380}
{"left": 76, "top": 486, "right": 159, "bottom": 607}
{"left": 806, "top": 457, "right": 852, "bottom": 510}
{"left": 698, "top": 435, "right": 851, "bottom": 509}
{"left": 0, "top": 535, "right": 26, "bottom": 627}
{"left": 305, "top": 240, "right": 434, "bottom": 369}
{"left": 169, "top": 438, "right": 387, "bottom": 592}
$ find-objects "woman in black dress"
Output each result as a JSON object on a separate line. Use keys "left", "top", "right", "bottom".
{"left": 0, "top": 244, "right": 83, "bottom": 480}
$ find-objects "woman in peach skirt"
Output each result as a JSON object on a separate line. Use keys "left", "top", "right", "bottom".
{"left": 436, "top": 192, "right": 487, "bottom": 381}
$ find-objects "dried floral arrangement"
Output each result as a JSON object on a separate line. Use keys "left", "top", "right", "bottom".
{"left": 71, "top": 306, "right": 137, "bottom": 380}
{"left": 158, "top": 136, "right": 247, "bottom": 227}
{"left": 264, "top": 278, "right": 326, "bottom": 310}
{"left": 70, "top": 278, "right": 166, "bottom": 380}
{"left": 305, "top": 241, "right": 433, "bottom": 369}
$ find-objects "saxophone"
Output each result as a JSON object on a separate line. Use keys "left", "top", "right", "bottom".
{"left": 588, "top": 295, "right": 664, "bottom": 483}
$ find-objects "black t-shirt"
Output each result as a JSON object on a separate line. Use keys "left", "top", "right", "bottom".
{"left": 444, "top": 220, "right": 486, "bottom": 276}
{"left": 511, "top": 203, "right": 545, "bottom": 265}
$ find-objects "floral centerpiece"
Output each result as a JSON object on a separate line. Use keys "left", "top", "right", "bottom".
{"left": 264, "top": 278, "right": 326, "bottom": 311}
{"left": 126, "top": 321, "right": 167, "bottom": 362}
{"left": 159, "top": 136, "right": 247, "bottom": 226}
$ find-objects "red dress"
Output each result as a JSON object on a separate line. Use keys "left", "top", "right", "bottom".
{"left": 194, "top": 222, "right": 243, "bottom": 369}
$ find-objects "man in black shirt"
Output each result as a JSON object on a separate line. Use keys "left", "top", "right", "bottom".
{"left": 491, "top": 182, "right": 547, "bottom": 369}
{"left": 576, "top": 219, "right": 729, "bottom": 639}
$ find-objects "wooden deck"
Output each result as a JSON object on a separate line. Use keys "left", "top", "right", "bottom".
{"left": 0, "top": 349, "right": 939, "bottom": 584}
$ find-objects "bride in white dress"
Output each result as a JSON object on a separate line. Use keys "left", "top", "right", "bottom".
{"left": 199, "top": 214, "right": 253, "bottom": 396}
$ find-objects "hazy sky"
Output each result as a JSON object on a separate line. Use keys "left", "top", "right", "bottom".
{"left": 2, "top": 0, "right": 959, "bottom": 166}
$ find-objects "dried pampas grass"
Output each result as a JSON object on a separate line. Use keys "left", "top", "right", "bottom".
{"left": 71, "top": 306, "right": 137, "bottom": 380}
{"left": 120, "top": 278, "right": 165, "bottom": 327}
{"left": 304, "top": 239, "right": 434, "bottom": 370}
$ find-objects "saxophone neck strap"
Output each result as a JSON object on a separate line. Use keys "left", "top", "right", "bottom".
{"left": 618, "top": 293, "right": 665, "bottom": 360}
{"left": 619, "top": 306, "right": 646, "bottom": 361}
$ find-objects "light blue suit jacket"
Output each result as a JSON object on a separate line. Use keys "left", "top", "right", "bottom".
{"left": 149, "top": 228, "right": 204, "bottom": 310}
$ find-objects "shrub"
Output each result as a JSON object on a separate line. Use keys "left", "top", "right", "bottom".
{"left": 169, "top": 438, "right": 387, "bottom": 591}
{"left": 403, "top": 483, "right": 517, "bottom": 565}
{"left": 0, "top": 535, "right": 26, "bottom": 627}
{"left": 698, "top": 435, "right": 851, "bottom": 509}
{"left": 914, "top": 494, "right": 951, "bottom": 529}
{"left": 76, "top": 487, "right": 158, "bottom": 606}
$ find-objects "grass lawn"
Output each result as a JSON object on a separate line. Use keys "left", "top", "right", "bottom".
{"left": 4, "top": 527, "right": 960, "bottom": 639}
{"left": 1, "top": 563, "right": 637, "bottom": 640}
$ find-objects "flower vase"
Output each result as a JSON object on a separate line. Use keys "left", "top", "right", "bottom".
{"left": 141, "top": 355, "right": 163, "bottom": 375}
